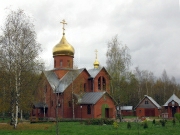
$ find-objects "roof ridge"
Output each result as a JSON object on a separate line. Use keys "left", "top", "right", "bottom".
{"left": 135, "top": 95, "right": 161, "bottom": 109}
{"left": 163, "top": 94, "right": 180, "bottom": 106}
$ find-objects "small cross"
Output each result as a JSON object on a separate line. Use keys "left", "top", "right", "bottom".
{"left": 60, "top": 19, "right": 67, "bottom": 35}
{"left": 95, "top": 49, "right": 98, "bottom": 59}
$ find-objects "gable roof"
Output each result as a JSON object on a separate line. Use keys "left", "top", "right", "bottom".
{"left": 33, "top": 102, "right": 48, "bottom": 108}
{"left": 43, "top": 70, "right": 59, "bottom": 91}
{"left": 88, "top": 67, "right": 111, "bottom": 78}
{"left": 88, "top": 67, "right": 103, "bottom": 78}
{"left": 120, "top": 106, "right": 133, "bottom": 111}
{"left": 135, "top": 95, "right": 161, "bottom": 109}
{"left": 76, "top": 92, "right": 105, "bottom": 104}
{"left": 56, "top": 68, "right": 85, "bottom": 93}
{"left": 44, "top": 68, "right": 86, "bottom": 93}
{"left": 75, "top": 91, "right": 116, "bottom": 105}
{"left": 163, "top": 94, "right": 180, "bottom": 106}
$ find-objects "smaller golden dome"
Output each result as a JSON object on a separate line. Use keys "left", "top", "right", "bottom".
{"left": 53, "top": 35, "right": 75, "bottom": 57}
{"left": 93, "top": 49, "right": 99, "bottom": 68}
{"left": 94, "top": 59, "right": 99, "bottom": 69}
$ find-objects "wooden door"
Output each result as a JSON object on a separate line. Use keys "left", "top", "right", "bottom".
{"left": 105, "top": 108, "right": 109, "bottom": 118}
{"left": 145, "top": 108, "right": 155, "bottom": 116}
{"left": 172, "top": 107, "right": 177, "bottom": 117}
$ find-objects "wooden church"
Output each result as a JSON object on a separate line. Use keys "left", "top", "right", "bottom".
{"left": 31, "top": 20, "right": 116, "bottom": 120}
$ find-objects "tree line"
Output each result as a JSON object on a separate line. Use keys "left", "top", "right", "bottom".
{"left": 106, "top": 36, "right": 180, "bottom": 107}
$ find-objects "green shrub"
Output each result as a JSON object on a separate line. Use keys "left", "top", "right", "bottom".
{"left": 172, "top": 118, "right": 175, "bottom": 126}
{"left": 102, "top": 118, "right": 114, "bottom": 125}
{"left": 113, "top": 121, "right": 119, "bottom": 129}
{"left": 160, "top": 119, "right": 166, "bottom": 127}
{"left": 174, "top": 113, "right": 180, "bottom": 123}
{"left": 143, "top": 120, "right": 148, "bottom": 129}
{"left": 84, "top": 119, "right": 91, "bottom": 125}
{"left": 127, "top": 122, "right": 131, "bottom": 129}
{"left": 84, "top": 118, "right": 114, "bottom": 125}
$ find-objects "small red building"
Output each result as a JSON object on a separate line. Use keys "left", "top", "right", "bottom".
{"left": 163, "top": 94, "right": 180, "bottom": 118}
{"left": 120, "top": 106, "right": 134, "bottom": 116}
{"left": 31, "top": 21, "right": 116, "bottom": 120}
{"left": 135, "top": 95, "right": 161, "bottom": 117}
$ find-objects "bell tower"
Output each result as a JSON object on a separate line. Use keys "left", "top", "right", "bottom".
{"left": 52, "top": 20, "right": 75, "bottom": 69}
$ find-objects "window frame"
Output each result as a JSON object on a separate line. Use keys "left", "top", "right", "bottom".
{"left": 98, "top": 77, "right": 101, "bottom": 90}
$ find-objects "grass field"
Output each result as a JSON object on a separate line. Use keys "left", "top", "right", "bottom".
{"left": 0, "top": 120, "right": 180, "bottom": 135}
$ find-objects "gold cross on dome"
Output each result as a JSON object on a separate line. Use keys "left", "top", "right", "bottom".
{"left": 95, "top": 49, "right": 98, "bottom": 59}
{"left": 60, "top": 19, "right": 67, "bottom": 35}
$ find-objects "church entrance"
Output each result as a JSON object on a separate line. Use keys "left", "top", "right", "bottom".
{"left": 105, "top": 108, "right": 109, "bottom": 118}
{"left": 172, "top": 107, "right": 177, "bottom": 117}
{"left": 101, "top": 104, "right": 109, "bottom": 118}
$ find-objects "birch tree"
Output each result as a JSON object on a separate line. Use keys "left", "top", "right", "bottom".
{"left": 106, "top": 35, "right": 131, "bottom": 101}
{"left": 134, "top": 67, "right": 143, "bottom": 101}
{"left": 0, "top": 9, "right": 44, "bottom": 128}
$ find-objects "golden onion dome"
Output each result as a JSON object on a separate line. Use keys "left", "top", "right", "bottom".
{"left": 94, "top": 59, "right": 99, "bottom": 68}
{"left": 53, "top": 35, "right": 75, "bottom": 57}
{"left": 93, "top": 49, "right": 99, "bottom": 68}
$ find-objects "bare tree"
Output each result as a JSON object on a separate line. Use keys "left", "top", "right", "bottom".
{"left": 134, "top": 67, "right": 156, "bottom": 101}
{"left": 0, "top": 9, "right": 44, "bottom": 128}
{"left": 161, "top": 70, "right": 169, "bottom": 103}
{"left": 106, "top": 35, "right": 131, "bottom": 101}
{"left": 106, "top": 35, "right": 131, "bottom": 121}
{"left": 170, "top": 76, "right": 177, "bottom": 94}
{"left": 134, "top": 67, "right": 143, "bottom": 101}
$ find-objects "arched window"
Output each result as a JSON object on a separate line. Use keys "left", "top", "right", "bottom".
{"left": 87, "top": 105, "right": 91, "bottom": 114}
{"left": 103, "top": 77, "right": 106, "bottom": 90}
{"left": 68, "top": 101, "right": 72, "bottom": 107}
{"left": 84, "top": 83, "right": 86, "bottom": 92}
{"left": 60, "top": 60, "right": 63, "bottom": 67}
{"left": 98, "top": 77, "right": 101, "bottom": 90}
{"left": 67, "top": 60, "right": 70, "bottom": 67}
{"left": 54, "top": 60, "right": 56, "bottom": 67}
{"left": 90, "top": 79, "right": 93, "bottom": 91}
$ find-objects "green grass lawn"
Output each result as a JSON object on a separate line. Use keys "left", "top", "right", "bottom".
{"left": 0, "top": 120, "right": 180, "bottom": 135}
